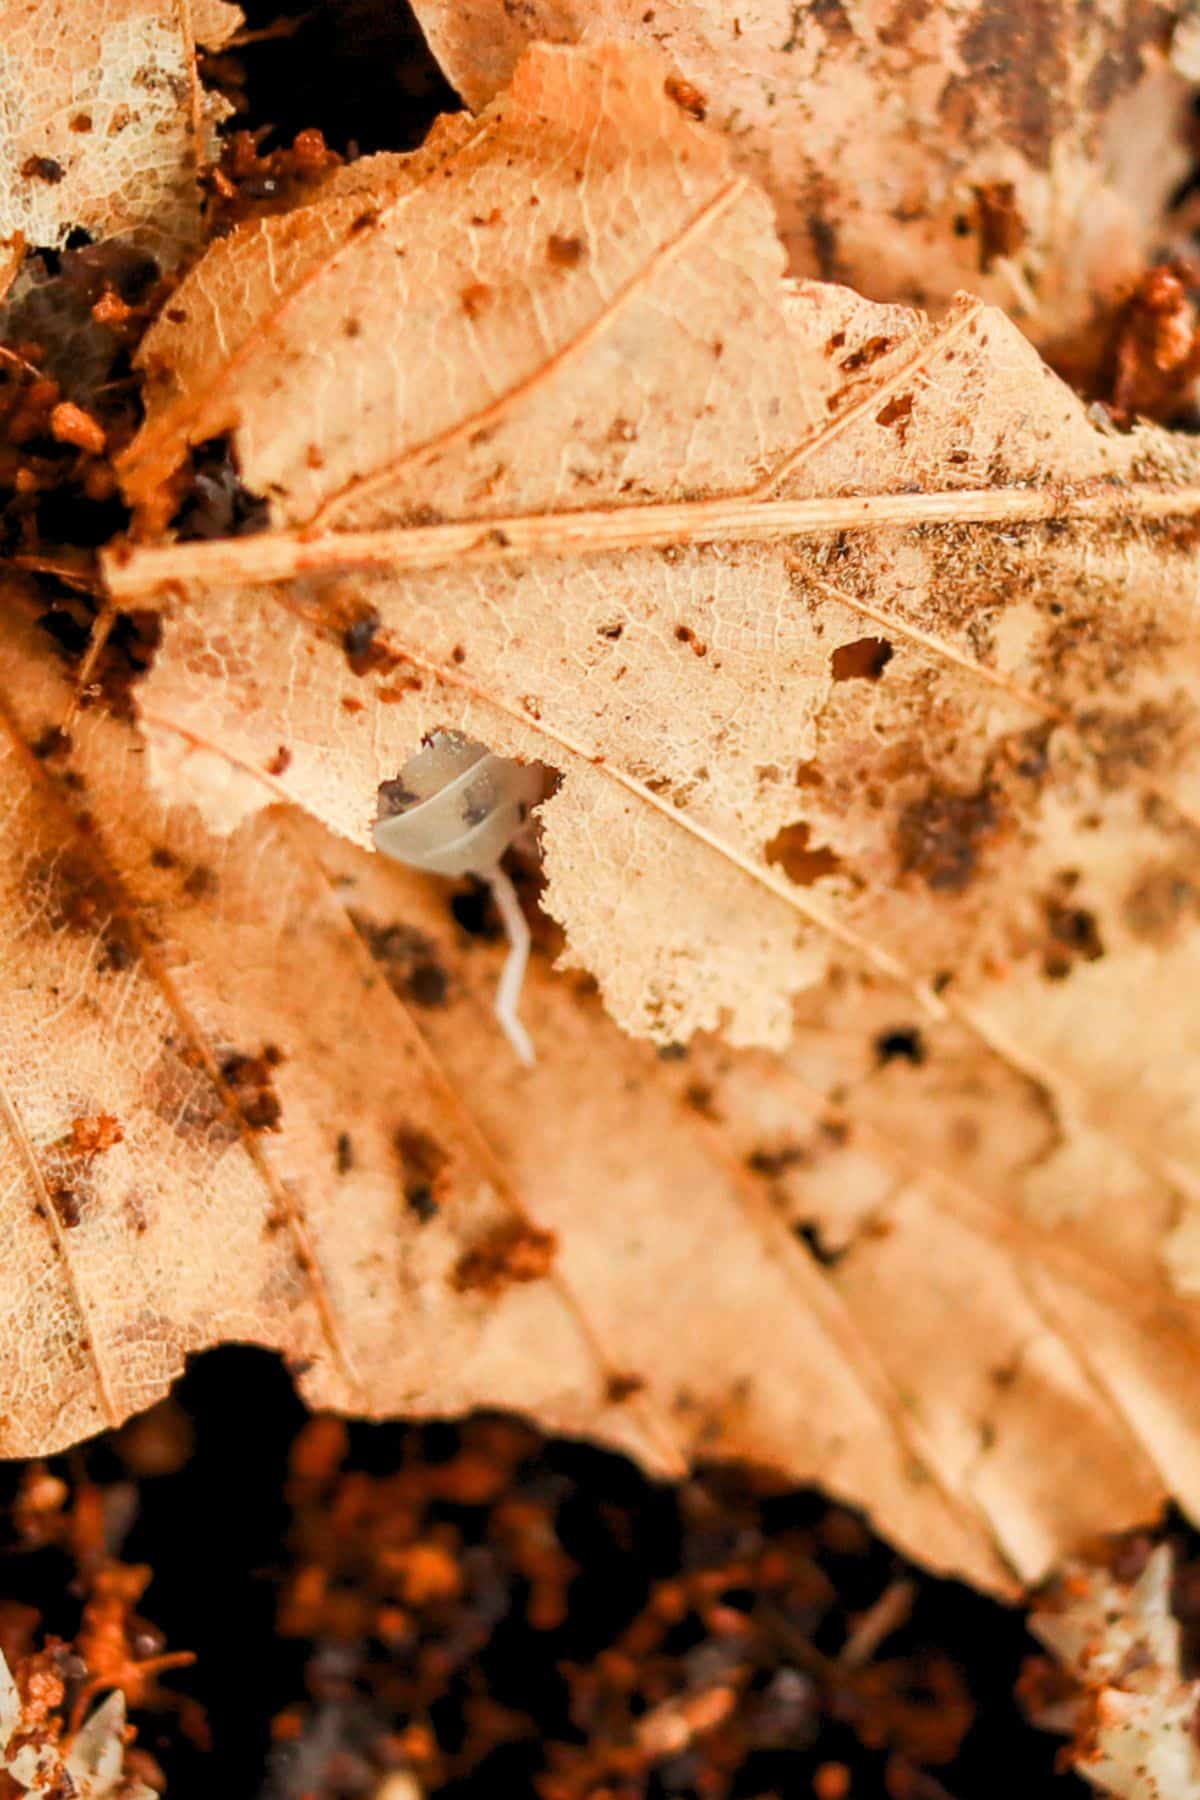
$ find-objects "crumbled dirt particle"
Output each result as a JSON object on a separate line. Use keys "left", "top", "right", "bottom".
{"left": 664, "top": 73, "right": 707, "bottom": 118}
{"left": 67, "top": 1114, "right": 123, "bottom": 1157}
{"left": 1104, "top": 261, "right": 1200, "bottom": 425}
{"left": 341, "top": 607, "right": 400, "bottom": 677}
{"left": 48, "top": 402, "right": 105, "bottom": 456}
{"left": 219, "top": 1047, "right": 284, "bottom": 1133}
{"left": 206, "top": 128, "right": 342, "bottom": 233}
{"left": 452, "top": 1221, "right": 558, "bottom": 1294}
{"left": 20, "top": 155, "right": 65, "bottom": 183}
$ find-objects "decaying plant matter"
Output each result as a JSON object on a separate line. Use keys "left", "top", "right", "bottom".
{"left": 410, "top": 0, "right": 1198, "bottom": 367}
{"left": 2, "top": 2, "right": 1200, "bottom": 1789}
{"left": 0, "top": 0, "right": 241, "bottom": 261}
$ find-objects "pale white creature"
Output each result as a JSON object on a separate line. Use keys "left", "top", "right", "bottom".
{"left": 373, "top": 732, "right": 543, "bottom": 1064}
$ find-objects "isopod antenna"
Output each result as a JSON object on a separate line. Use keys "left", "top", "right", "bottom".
{"left": 482, "top": 860, "right": 534, "bottom": 1066}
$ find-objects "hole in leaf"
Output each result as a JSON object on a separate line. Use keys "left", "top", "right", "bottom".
{"left": 764, "top": 822, "right": 842, "bottom": 886}
{"left": 875, "top": 1028, "right": 927, "bottom": 1066}
{"left": 831, "top": 637, "right": 894, "bottom": 682}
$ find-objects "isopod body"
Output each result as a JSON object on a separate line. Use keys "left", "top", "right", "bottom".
{"left": 373, "top": 732, "right": 542, "bottom": 1064}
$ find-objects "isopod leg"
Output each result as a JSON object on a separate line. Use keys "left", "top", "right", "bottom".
{"left": 486, "top": 863, "right": 535, "bottom": 1066}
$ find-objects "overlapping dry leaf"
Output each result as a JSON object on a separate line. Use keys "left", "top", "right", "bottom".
{"left": 0, "top": 589, "right": 1022, "bottom": 1591}
{"left": 0, "top": 0, "right": 240, "bottom": 258}
{"left": 1031, "top": 1549, "right": 1200, "bottom": 1798}
{"left": 77, "top": 43, "right": 1200, "bottom": 1590}
{"left": 411, "top": 0, "right": 1196, "bottom": 358}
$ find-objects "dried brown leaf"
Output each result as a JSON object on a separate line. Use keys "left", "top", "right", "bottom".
{"left": 72, "top": 43, "right": 1200, "bottom": 1591}
{"left": 0, "top": 0, "right": 241, "bottom": 259}
{"left": 410, "top": 0, "right": 1195, "bottom": 359}
{"left": 0, "top": 589, "right": 1019, "bottom": 1592}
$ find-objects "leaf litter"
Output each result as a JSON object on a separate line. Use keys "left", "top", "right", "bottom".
{"left": 0, "top": 0, "right": 1196, "bottom": 1662}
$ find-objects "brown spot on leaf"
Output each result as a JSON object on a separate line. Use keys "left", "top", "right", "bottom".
{"left": 453, "top": 1222, "right": 558, "bottom": 1295}
{"left": 683, "top": 1081, "right": 718, "bottom": 1119}
{"left": 1123, "top": 862, "right": 1200, "bottom": 947}
{"left": 953, "top": 0, "right": 1070, "bottom": 167}
{"left": 747, "top": 1143, "right": 809, "bottom": 1178}
{"left": 896, "top": 783, "right": 999, "bottom": 893}
{"left": 971, "top": 181, "right": 1027, "bottom": 271}
{"left": 350, "top": 915, "right": 450, "bottom": 1009}
{"left": 547, "top": 233, "right": 586, "bottom": 268}
{"left": 831, "top": 637, "right": 893, "bottom": 681}
{"left": 838, "top": 334, "right": 894, "bottom": 373}
{"left": 460, "top": 281, "right": 492, "bottom": 317}
{"left": 806, "top": 210, "right": 838, "bottom": 281}
{"left": 395, "top": 1126, "right": 449, "bottom": 1222}
{"left": 605, "top": 1371, "right": 646, "bottom": 1403}
{"left": 764, "top": 822, "right": 842, "bottom": 886}
{"left": 1042, "top": 899, "right": 1105, "bottom": 979}
{"left": 144, "top": 1040, "right": 235, "bottom": 1146}
{"left": 182, "top": 865, "right": 216, "bottom": 900}
{"left": 875, "top": 393, "right": 914, "bottom": 429}
{"left": 32, "top": 849, "right": 139, "bottom": 973}
{"left": 50, "top": 1186, "right": 83, "bottom": 1228}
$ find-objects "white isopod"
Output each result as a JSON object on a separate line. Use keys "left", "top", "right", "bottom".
{"left": 372, "top": 732, "right": 543, "bottom": 1065}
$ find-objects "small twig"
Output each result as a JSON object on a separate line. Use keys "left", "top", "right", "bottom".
{"left": 486, "top": 862, "right": 535, "bottom": 1066}
{"left": 228, "top": 9, "right": 313, "bottom": 46}
{"left": 0, "top": 343, "right": 43, "bottom": 382}
{"left": 59, "top": 602, "right": 118, "bottom": 734}
{"left": 2, "top": 554, "right": 102, "bottom": 595}
{"left": 839, "top": 1577, "right": 916, "bottom": 1669}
